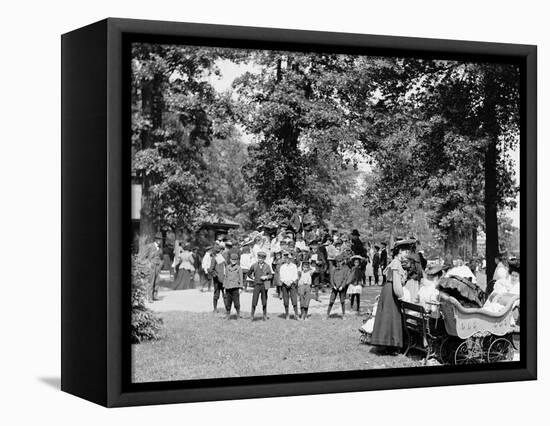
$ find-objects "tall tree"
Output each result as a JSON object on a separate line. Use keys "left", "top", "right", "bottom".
{"left": 131, "top": 44, "right": 235, "bottom": 240}
{"left": 358, "top": 58, "right": 519, "bottom": 278}
{"left": 234, "top": 51, "right": 363, "bottom": 222}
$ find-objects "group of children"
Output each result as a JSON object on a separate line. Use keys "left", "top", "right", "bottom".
{"left": 200, "top": 228, "right": 378, "bottom": 321}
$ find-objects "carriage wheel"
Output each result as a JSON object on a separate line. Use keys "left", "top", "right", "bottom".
{"left": 454, "top": 340, "right": 484, "bottom": 365}
{"left": 487, "top": 338, "right": 514, "bottom": 363}
{"left": 480, "top": 335, "right": 495, "bottom": 352}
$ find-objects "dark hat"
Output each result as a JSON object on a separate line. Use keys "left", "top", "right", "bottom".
{"left": 351, "top": 229, "right": 360, "bottom": 236}
{"left": 225, "top": 240, "right": 233, "bottom": 247}
{"left": 230, "top": 252, "right": 239, "bottom": 260}
{"left": 508, "top": 260, "right": 520, "bottom": 274}
{"left": 257, "top": 251, "right": 267, "bottom": 258}
{"left": 374, "top": 245, "right": 380, "bottom": 250}
{"left": 309, "top": 239, "right": 319, "bottom": 246}
{"left": 393, "top": 238, "right": 416, "bottom": 251}
{"left": 425, "top": 264, "right": 445, "bottom": 276}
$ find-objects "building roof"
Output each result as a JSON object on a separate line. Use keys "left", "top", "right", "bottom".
{"left": 200, "top": 214, "right": 240, "bottom": 230}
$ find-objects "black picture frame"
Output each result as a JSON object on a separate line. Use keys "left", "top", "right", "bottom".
{"left": 61, "top": 17, "right": 537, "bottom": 407}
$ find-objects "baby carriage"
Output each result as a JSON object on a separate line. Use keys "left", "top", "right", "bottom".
{"left": 358, "top": 277, "right": 519, "bottom": 366}
{"left": 438, "top": 292, "right": 520, "bottom": 364}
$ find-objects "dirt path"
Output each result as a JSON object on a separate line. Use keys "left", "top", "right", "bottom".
{"left": 147, "top": 285, "right": 381, "bottom": 316}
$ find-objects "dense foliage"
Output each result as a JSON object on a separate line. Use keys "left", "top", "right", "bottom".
{"left": 131, "top": 254, "right": 163, "bottom": 343}
{"left": 130, "top": 45, "right": 521, "bottom": 275}
{"left": 131, "top": 44, "right": 237, "bottom": 237}
{"left": 358, "top": 59, "right": 520, "bottom": 273}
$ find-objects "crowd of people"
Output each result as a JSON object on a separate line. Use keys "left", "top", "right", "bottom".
{"left": 195, "top": 223, "right": 387, "bottom": 321}
{"left": 142, "top": 206, "right": 520, "bottom": 355}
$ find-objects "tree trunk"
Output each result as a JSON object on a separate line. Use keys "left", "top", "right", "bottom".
{"left": 484, "top": 136, "right": 499, "bottom": 281}
{"left": 138, "top": 75, "right": 164, "bottom": 241}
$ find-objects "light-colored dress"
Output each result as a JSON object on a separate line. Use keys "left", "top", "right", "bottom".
{"left": 493, "top": 262, "right": 509, "bottom": 281}
{"left": 417, "top": 278, "right": 440, "bottom": 314}
{"left": 174, "top": 250, "right": 195, "bottom": 290}
{"left": 447, "top": 265, "right": 477, "bottom": 283}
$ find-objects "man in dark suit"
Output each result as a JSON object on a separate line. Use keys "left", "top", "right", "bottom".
{"left": 143, "top": 234, "right": 163, "bottom": 302}
{"left": 350, "top": 229, "right": 367, "bottom": 258}
{"left": 309, "top": 239, "right": 328, "bottom": 301}
{"left": 372, "top": 245, "right": 381, "bottom": 286}
{"left": 289, "top": 207, "right": 303, "bottom": 236}
{"left": 380, "top": 242, "right": 388, "bottom": 285}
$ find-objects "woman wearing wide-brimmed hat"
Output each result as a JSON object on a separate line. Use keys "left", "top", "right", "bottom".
{"left": 370, "top": 239, "right": 415, "bottom": 352}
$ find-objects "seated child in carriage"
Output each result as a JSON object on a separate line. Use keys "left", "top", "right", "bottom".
{"left": 416, "top": 263, "right": 445, "bottom": 316}
{"left": 482, "top": 262, "right": 520, "bottom": 325}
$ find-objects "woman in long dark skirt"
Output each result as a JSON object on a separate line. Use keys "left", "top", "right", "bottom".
{"left": 370, "top": 239, "right": 413, "bottom": 352}
{"left": 173, "top": 244, "right": 196, "bottom": 290}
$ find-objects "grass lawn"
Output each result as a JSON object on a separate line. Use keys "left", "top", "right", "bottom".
{"left": 132, "top": 290, "right": 423, "bottom": 382}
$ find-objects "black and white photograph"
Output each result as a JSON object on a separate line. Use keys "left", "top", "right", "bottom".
{"left": 129, "top": 42, "right": 522, "bottom": 383}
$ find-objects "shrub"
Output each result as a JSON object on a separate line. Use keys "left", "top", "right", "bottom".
{"left": 131, "top": 254, "right": 163, "bottom": 343}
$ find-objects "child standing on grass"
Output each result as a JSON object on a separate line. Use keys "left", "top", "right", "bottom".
{"left": 271, "top": 250, "right": 283, "bottom": 299}
{"left": 247, "top": 251, "right": 273, "bottom": 321}
{"left": 326, "top": 254, "right": 350, "bottom": 319}
{"left": 347, "top": 255, "right": 366, "bottom": 313}
{"left": 239, "top": 244, "right": 254, "bottom": 292}
{"left": 279, "top": 252, "right": 300, "bottom": 320}
{"left": 223, "top": 252, "right": 243, "bottom": 319}
{"left": 297, "top": 259, "right": 313, "bottom": 320}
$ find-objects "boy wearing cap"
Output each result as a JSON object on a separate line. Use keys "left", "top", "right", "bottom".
{"left": 223, "top": 253, "right": 243, "bottom": 319}
{"left": 326, "top": 254, "right": 351, "bottom": 319}
{"left": 247, "top": 251, "right": 273, "bottom": 321}
{"left": 297, "top": 259, "right": 313, "bottom": 320}
{"left": 279, "top": 252, "right": 300, "bottom": 320}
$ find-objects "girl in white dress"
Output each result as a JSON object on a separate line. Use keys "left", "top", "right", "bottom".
{"left": 347, "top": 255, "right": 366, "bottom": 313}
